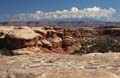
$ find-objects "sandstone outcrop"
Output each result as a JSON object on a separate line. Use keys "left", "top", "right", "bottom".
{"left": 0, "top": 53, "right": 120, "bottom": 78}
{"left": 0, "top": 26, "right": 120, "bottom": 55}
{"left": 0, "top": 26, "right": 120, "bottom": 78}
{"left": 5, "top": 29, "right": 41, "bottom": 49}
{"left": 32, "top": 27, "right": 47, "bottom": 38}
{"left": 62, "top": 36, "right": 76, "bottom": 54}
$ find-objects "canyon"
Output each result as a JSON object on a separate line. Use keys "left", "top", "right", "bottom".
{"left": 0, "top": 25, "right": 120, "bottom": 78}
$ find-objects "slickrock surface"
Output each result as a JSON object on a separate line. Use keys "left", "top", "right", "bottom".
{"left": 0, "top": 53, "right": 120, "bottom": 78}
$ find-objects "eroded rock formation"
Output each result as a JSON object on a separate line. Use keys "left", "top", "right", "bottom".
{"left": 5, "top": 29, "right": 41, "bottom": 49}
{"left": 0, "top": 26, "right": 120, "bottom": 78}
{"left": 0, "top": 26, "right": 120, "bottom": 55}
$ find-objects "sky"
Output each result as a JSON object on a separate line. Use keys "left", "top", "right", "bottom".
{"left": 0, "top": 0, "right": 120, "bottom": 22}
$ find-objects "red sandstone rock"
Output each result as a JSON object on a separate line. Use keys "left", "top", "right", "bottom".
{"left": 73, "top": 30, "right": 81, "bottom": 38}
{"left": 64, "top": 45, "right": 76, "bottom": 54}
{"left": 63, "top": 36, "right": 75, "bottom": 46}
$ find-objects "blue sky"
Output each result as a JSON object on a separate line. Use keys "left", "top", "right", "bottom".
{"left": 0, "top": 0, "right": 120, "bottom": 21}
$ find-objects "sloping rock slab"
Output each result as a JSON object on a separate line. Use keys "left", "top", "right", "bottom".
{"left": 0, "top": 53, "right": 120, "bottom": 78}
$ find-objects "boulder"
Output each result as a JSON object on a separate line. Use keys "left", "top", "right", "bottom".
{"left": 46, "top": 30, "right": 63, "bottom": 51}
{"left": 0, "top": 26, "right": 15, "bottom": 48}
{"left": 48, "top": 36, "right": 63, "bottom": 53}
{"left": 62, "top": 36, "right": 76, "bottom": 54}
{"left": 63, "top": 36, "right": 75, "bottom": 46}
{"left": 64, "top": 45, "right": 77, "bottom": 54}
{"left": 5, "top": 29, "right": 41, "bottom": 49}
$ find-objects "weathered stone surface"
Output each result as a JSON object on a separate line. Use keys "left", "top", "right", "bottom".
{"left": 62, "top": 36, "right": 76, "bottom": 54}
{"left": 4, "top": 29, "right": 41, "bottom": 49}
{"left": 63, "top": 36, "right": 75, "bottom": 46}
{"left": 11, "top": 47, "right": 44, "bottom": 55}
{"left": 0, "top": 26, "right": 14, "bottom": 35}
{"left": 5, "top": 29, "right": 40, "bottom": 40}
{"left": 32, "top": 27, "right": 47, "bottom": 38}
{"left": 0, "top": 53, "right": 120, "bottom": 78}
{"left": 1, "top": 26, "right": 120, "bottom": 55}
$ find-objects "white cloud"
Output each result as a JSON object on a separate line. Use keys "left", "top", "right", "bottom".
{"left": 18, "top": 6, "right": 117, "bottom": 21}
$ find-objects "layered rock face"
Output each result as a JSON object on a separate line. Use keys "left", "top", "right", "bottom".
{"left": 0, "top": 26, "right": 120, "bottom": 55}
{"left": 0, "top": 53, "right": 120, "bottom": 78}
{"left": 62, "top": 36, "right": 76, "bottom": 54}
{"left": 0, "top": 26, "right": 74, "bottom": 54}
{"left": 5, "top": 29, "right": 41, "bottom": 49}
{"left": 0, "top": 26, "right": 120, "bottom": 78}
